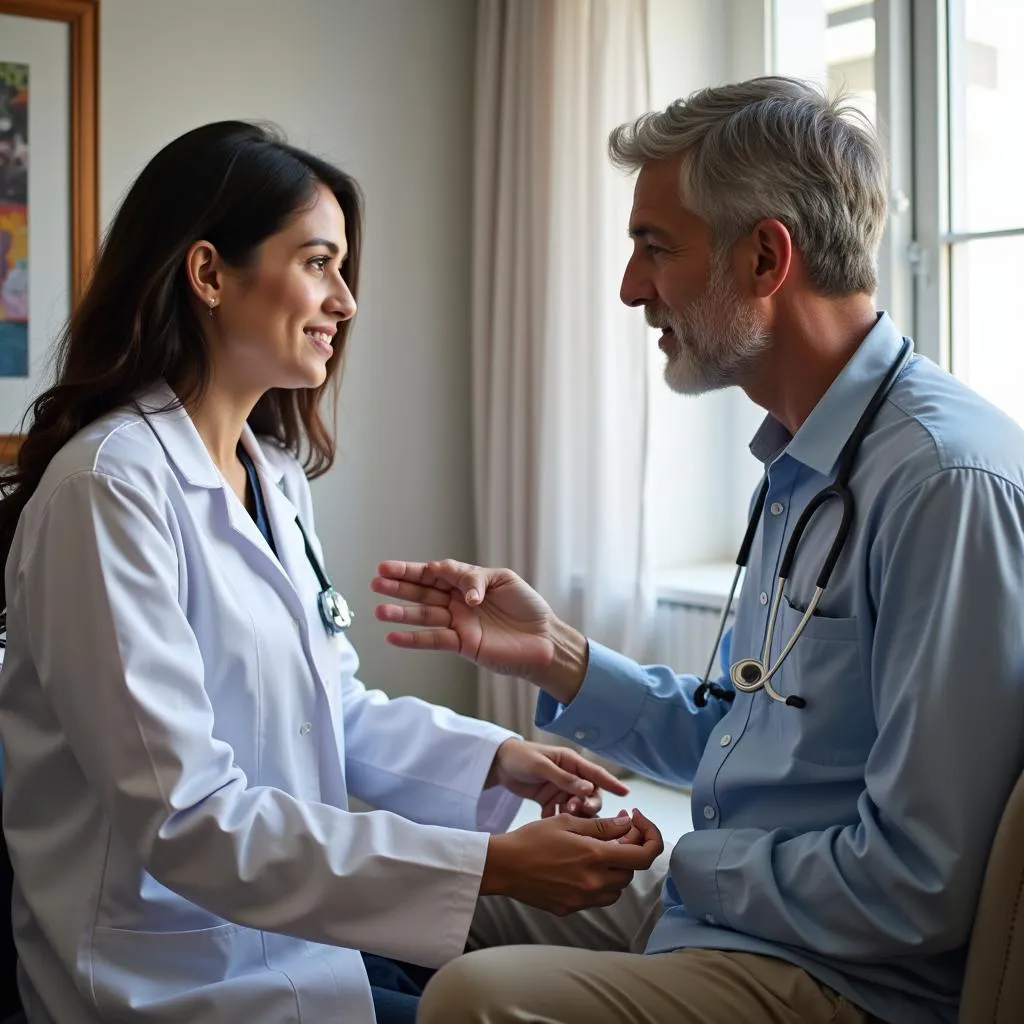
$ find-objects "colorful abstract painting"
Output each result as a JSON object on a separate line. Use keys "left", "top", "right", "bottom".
{"left": 0, "top": 60, "right": 28, "bottom": 377}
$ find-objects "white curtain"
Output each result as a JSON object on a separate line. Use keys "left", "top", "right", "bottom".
{"left": 472, "top": 0, "right": 655, "bottom": 736}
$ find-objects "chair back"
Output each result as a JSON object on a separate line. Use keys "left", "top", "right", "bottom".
{"left": 959, "top": 766, "right": 1024, "bottom": 1022}
{"left": 0, "top": 791, "right": 22, "bottom": 1016}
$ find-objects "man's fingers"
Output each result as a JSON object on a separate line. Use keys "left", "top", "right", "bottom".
{"left": 426, "top": 559, "right": 489, "bottom": 606}
{"left": 374, "top": 603, "right": 451, "bottom": 628}
{"left": 629, "top": 807, "right": 663, "bottom": 846}
{"left": 588, "top": 809, "right": 664, "bottom": 867}
{"left": 616, "top": 825, "right": 643, "bottom": 845}
{"left": 375, "top": 559, "right": 501, "bottom": 607}
{"left": 382, "top": 627, "right": 461, "bottom": 652}
{"left": 375, "top": 561, "right": 450, "bottom": 588}
{"left": 370, "top": 576, "right": 452, "bottom": 607}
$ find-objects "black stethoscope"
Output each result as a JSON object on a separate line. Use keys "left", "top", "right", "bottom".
{"left": 693, "top": 338, "right": 914, "bottom": 711}
{"left": 140, "top": 414, "right": 355, "bottom": 637}
{"left": 293, "top": 515, "right": 353, "bottom": 635}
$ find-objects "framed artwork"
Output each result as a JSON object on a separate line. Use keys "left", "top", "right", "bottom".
{"left": 0, "top": 0, "right": 98, "bottom": 465}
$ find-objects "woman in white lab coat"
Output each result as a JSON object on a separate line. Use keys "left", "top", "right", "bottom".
{"left": 0, "top": 122, "right": 662, "bottom": 1024}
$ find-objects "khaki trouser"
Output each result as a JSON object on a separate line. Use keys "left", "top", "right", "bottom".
{"left": 417, "top": 855, "right": 874, "bottom": 1024}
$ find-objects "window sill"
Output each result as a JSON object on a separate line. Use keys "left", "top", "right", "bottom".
{"left": 655, "top": 562, "right": 739, "bottom": 610}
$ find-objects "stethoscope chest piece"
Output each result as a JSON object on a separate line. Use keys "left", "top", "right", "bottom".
{"left": 318, "top": 586, "right": 353, "bottom": 634}
{"left": 692, "top": 337, "right": 913, "bottom": 713}
{"left": 292, "top": 511, "right": 354, "bottom": 636}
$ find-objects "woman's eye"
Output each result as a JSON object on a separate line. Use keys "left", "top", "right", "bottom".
{"left": 308, "top": 256, "right": 330, "bottom": 272}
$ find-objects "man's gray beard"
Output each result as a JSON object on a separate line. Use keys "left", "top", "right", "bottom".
{"left": 658, "top": 255, "right": 772, "bottom": 395}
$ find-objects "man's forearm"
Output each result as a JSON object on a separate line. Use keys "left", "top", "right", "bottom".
{"left": 534, "top": 619, "right": 589, "bottom": 705}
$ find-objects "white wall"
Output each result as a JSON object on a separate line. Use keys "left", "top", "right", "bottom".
{"left": 100, "top": 0, "right": 480, "bottom": 712}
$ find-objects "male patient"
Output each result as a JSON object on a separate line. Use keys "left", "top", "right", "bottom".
{"left": 373, "top": 76, "right": 1024, "bottom": 1024}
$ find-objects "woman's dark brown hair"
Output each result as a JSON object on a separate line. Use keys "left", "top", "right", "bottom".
{"left": 0, "top": 120, "right": 362, "bottom": 618}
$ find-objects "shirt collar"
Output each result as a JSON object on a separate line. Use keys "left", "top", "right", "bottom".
{"left": 748, "top": 312, "right": 912, "bottom": 476}
{"left": 136, "top": 382, "right": 286, "bottom": 489}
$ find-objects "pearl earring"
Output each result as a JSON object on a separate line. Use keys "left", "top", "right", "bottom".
{"left": 208, "top": 299, "right": 217, "bottom": 318}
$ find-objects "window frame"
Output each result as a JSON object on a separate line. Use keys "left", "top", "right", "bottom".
{"left": 908, "top": 0, "right": 1024, "bottom": 370}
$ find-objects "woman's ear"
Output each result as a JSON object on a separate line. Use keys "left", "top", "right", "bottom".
{"left": 184, "top": 240, "right": 222, "bottom": 314}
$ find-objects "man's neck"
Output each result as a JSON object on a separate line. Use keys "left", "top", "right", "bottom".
{"left": 744, "top": 295, "right": 879, "bottom": 436}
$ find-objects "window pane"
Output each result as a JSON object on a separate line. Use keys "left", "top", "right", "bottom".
{"left": 774, "top": 1, "right": 875, "bottom": 125}
{"left": 950, "top": 234, "right": 1024, "bottom": 425}
{"left": 948, "top": 0, "right": 1024, "bottom": 232}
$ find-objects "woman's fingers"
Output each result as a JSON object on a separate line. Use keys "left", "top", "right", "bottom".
{"left": 562, "top": 754, "right": 630, "bottom": 798}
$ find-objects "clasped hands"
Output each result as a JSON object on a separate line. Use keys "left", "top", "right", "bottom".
{"left": 372, "top": 560, "right": 665, "bottom": 916}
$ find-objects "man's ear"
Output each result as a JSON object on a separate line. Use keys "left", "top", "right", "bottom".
{"left": 740, "top": 218, "right": 793, "bottom": 299}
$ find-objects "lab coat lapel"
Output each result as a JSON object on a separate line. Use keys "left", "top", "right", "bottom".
{"left": 251, "top": 447, "right": 343, "bottom": 722}
{"left": 138, "top": 384, "right": 310, "bottom": 626}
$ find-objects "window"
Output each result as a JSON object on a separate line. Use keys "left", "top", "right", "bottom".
{"left": 775, "top": 1, "right": 877, "bottom": 125}
{"left": 774, "top": 0, "right": 1024, "bottom": 424}
{"left": 943, "top": 1, "right": 1024, "bottom": 423}
{"left": 648, "top": 1, "right": 1024, "bottom": 584}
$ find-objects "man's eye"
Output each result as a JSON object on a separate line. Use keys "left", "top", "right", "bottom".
{"left": 645, "top": 243, "right": 665, "bottom": 256}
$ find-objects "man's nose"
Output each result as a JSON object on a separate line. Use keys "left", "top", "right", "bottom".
{"left": 620, "top": 253, "right": 655, "bottom": 308}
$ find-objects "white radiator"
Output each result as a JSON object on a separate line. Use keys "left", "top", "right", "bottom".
{"left": 650, "top": 564, "right": 738, "bottom": 677}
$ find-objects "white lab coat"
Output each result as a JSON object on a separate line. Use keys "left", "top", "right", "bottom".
{"left": 0, "top": 385, "right": 519, "bottom": 1023}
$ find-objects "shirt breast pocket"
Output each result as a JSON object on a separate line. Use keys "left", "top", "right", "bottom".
{"left": 771, "top": 595, "right": 875, "bottom": 768}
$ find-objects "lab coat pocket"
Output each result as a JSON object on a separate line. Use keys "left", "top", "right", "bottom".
{"left": 773, "top": 595, "right": 874, "bottom": 768}
{"left": 90, "top": 921, "right": 263, "bottom": 1014}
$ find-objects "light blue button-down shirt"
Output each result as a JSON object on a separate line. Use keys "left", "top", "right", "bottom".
{"left": 538, "top": 314, "right": 1024, "bottom": 1024}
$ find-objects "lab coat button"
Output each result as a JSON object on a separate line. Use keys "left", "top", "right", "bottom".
{"left": 299, "top": 722, "right": 312, "bottom": 736}
{"left": 769, "top": 502, "right": 784, "bottom": 516}
{"left": 703, "top": 805, "right": 716, "bottom": 820}
{"left": 759, "top": 591, "right": 768, "bottom": 605}
{"left": 719, "top": 733, "right": 731, "bottom": 747}
{"left": 573, "top": 729, "right": 587, "bottom": 741}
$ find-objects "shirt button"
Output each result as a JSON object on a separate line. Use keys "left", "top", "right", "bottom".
{"left": 769, "top": 501, "right": 784, "bottom": 516}
{"left": 299, "top": 722, "right": 312, "bottom": 736}
{"left": 573, "top": 729, "right": 587, "bottom": 741}
{"left": 759, "top": 591, "right": 768, "bottom": 605}
{"left": 719, "top": 733, "right": 732, "bottom": 747}
{"left": 703, "top": 805, "right": 716, "bottom": 820}
{"left": 705, "top": 914, "right": 717, "bottom": 925}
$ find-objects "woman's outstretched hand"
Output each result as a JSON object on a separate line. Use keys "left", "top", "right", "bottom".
{"left": 371, "top": 559, "right": 589, "bottom": 703}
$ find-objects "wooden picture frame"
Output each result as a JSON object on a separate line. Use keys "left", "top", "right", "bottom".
{"left": 0, "top": 0, "right": 98, "bottom": 465}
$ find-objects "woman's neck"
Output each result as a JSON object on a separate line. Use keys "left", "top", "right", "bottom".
{"left": 175, "top": 377, "right": 260, "bottom": 481}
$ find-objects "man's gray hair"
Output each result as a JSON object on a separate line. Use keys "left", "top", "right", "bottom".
{"left": 608, "top": 77, "right": 888, "bottom": 295}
